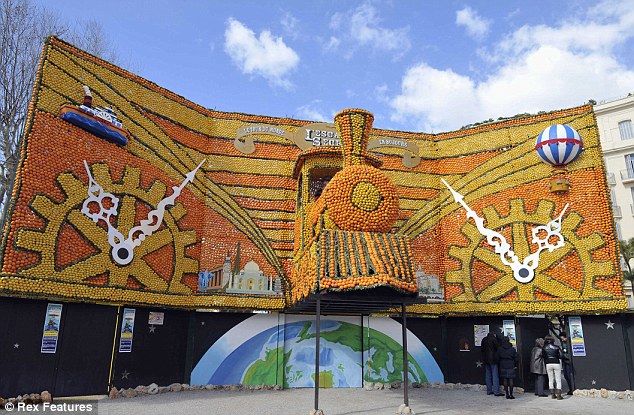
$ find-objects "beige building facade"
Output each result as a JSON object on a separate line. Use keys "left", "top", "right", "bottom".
{"left": 595, "top": 94, "right": 634, "bottom": 308}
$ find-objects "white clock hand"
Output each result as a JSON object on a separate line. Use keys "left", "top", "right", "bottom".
{"left": 82, "top": 159, "right": 206, "bottom": 265}
{"left": 441, "top": 179, "right": 519, "bottom": 266}
{"left": 81, "top": 161, "right": 127, "bottom": 250}
{"left": 441, "top": 179, "right": 568, "bottom": 284}
{"left": 115, "top": 159, "right": 206, "bottom": 264}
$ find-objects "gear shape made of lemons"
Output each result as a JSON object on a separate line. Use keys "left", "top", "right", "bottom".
{"left": 16, "top": 163, "right": 198, "bottom": 294}
{"left": 446, "top": 199, "right": 614, "bottom": 302}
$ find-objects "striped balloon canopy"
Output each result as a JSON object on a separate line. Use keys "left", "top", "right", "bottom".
{"left": 535, "top": 124, "right": 583, "bottom": 166}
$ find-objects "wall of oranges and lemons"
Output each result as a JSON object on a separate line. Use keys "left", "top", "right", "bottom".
{"left": 0, "top": 37, "right": 627, "bottom": 314}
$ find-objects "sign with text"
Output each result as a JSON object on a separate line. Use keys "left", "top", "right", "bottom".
{"left": 568, "top": 316, "right": 586, "bottom": 357}
{"left": 119, "top": 308, "right": 136, "bottom": 352}
{"left": 41, "top": 303, "right": 62, "bottom": 353}
{"left": 473, "top": 324, "right": 489, "bottom": 347}
{"left": 148, "top": 311, "right": 165, "bottom": 325}
{"left": 235, "top": 123, "right": 421, "bottom": 167}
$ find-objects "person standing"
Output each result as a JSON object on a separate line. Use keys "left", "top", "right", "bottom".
{"left": 559, "top": 333, "right": 575, "bottom": 395}
{"left": 496, "top": 336, "right": 519, "bottom": 399}
{"left": 481, "top": 332, "right": 503, "bottom": 396}
{"left": 530, "top": 338, "right": 548, "bottom": 397}
{"left": 543, "top": 335, "right": 564, "bottom": 400}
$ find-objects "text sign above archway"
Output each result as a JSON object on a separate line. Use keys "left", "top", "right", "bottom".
{"left": 235, "top": 123, "right": 421, "bottom": 167}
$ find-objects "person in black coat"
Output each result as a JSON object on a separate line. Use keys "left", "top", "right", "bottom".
{"left": 496, "top": 336, "right": 519, "bottom": 399}
{"left": 559, "top": 333, "right": 575, "bottom": 395}
{"left": 480, "top": 332, "right": 503, "bottom": 396}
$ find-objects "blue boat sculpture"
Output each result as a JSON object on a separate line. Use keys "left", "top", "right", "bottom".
{"left": 60, "top": 104, "right": 130, "bottom": 146}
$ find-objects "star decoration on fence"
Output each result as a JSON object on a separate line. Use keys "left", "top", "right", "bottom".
{"left": 605, "top": 320, "right": 615, "bottom": 329}
{"left": 14, "top": 343, "right": 19, "bottom": 349}
{"left": 592, "top": 380, "right": 596, "bottom": 385}
{"left": 475, "top": 360, "right": 483, "bottom": 368}
{"left": 149, "top": 325, "right": 156, "bottom": 333}
{"left": 121, "top": 370, "right": 130, "bottom": 379}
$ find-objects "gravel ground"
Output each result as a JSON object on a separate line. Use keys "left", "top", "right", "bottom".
{"left": 68, "top": 387, "right": 634, "bottom": 415}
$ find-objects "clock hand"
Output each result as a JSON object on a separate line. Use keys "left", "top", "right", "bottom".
{"left": 82, "top": 159, "right": 206, "bottom": 266}
{"left": 514, "top": 205, "right": 568, "bottom": 283}
{"left": 126, "top": 159, "right": 206, "bottom": 245}
{"left": 441, "top": 179, "right": 568, "bottom": 284}
{"left": 531, "top": 204, "right": 568, "bottom": 252}
{"left": 114, "top": 159, "right": 206, "bottom": 265}
{"left": 441, "top": 179, "right": 519, "bottom": 267}
{"left": 81, "top": 160, "right": 127, "bottom": 250}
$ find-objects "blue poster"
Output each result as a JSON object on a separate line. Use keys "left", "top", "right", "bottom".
{"left": 568, "top": 316, "right": 586, "bottom": 356}
{"left": 119, "top": 308, "right": 136, "bottom": 353}
{"left": 41, "top": 303, "right": 62, "bottom": 353}
{"left": 503, "top": 320, "right": 517, "bottom": 348}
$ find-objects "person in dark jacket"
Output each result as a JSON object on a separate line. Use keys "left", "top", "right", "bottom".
{"left": 543, "top": 335, "right": 564, "bottom": 400}
{"left": 530, "top": 338, "right": 548, "bottom": 397}
{"left": 496, "top": 336, "right": 519, "bottom": 399}
{"left": 559, "top": 333, "right": 575, "bottom": 395}
{"left": 480, "top": 332, "right": 503, "bottom": 396}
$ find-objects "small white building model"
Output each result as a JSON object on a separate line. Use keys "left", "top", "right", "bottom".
{"left": 226, "top": 260, "right": 274, "bottom": 294}
{"left": 198, "top": 248, "right": 281, "bottom": 295}
{"left": 415, "top": 265, "right": 444, "bottom": 302}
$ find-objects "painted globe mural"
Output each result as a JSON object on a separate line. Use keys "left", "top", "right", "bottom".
{"left": 535, "top": 124, "right": 583, "bottom": 166}
{"left": 191, "top": 316, "right": 443, "bottom": 388}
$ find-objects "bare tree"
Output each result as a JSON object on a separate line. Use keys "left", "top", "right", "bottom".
{"left": 0, "top": 0, "right": 118, "bottom": 227}
{"left": 66, "top": 19, "right": 119, "bottom": 65}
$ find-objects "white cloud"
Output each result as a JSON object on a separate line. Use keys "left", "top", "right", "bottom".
{"left": 390, "top": 64, "right": 479, "bottom": 132}
{"left": 281, "top": 12, "right": 299, "bottom": 39}
{"left": 390, "top": 0, "right": 634, "bottom": 132}
{"left": 456, "top": 6, "right": 491, "bottom": 40}
{"left": 374, "top": 84, "right": 389, "bottom": 103}
{"left": 224, "top": 18, "right": 299, "bottom": 89}
{"left": 327, "top": 3, "right": 410, "bottom": 57}
{"left": 324, "top": 36, "right": 341, "bottom": 52}
{"left": 296, "top": 101, "right": 330, "bottom": 122}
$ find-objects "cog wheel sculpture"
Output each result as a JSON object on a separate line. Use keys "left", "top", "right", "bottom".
{"left": 15, "top": 163, "right": 198, "bottom": 294}
{"left": 446, "top": 199, "right": 613, "bottom": 302}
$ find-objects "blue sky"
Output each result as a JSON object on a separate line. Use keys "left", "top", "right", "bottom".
{"left": 36, "top": 0, "right": 634, "bottom": 132}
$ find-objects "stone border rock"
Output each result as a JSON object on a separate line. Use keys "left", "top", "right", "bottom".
{"left": 4, "top": 384, "right": 632, "bottom": 406}
{"left": 573, "top": 388, "right": 634, "bottom": 400}
{"left": 107, "top": 383, "right": 283, "bottom": 399}
{"left": 363, "top": 381, "right": 524, "bottom": 394}
{"left": 0, "top": 391, "right": 51, "bottom": 410}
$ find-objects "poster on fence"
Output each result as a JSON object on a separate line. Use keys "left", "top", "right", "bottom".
{"left": 474, "top": 325, "right": 489, "bottom": 347}
{"left": 568, "top": 316, "right": 586, "bottom": 356}
{"left": 119, "top": 308, "right": 136, "bottom": 353}
{"left": 503, "top": 320, "right": 517, "bottom": 348}
{"left": 41, "top": 303, "right": 62, "bottom": 353}
{"left": 148, "top": 311, "right": 165, "bottom": 325}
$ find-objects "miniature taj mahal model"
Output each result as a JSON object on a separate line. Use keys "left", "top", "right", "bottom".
{"left": 198, "top": 247, "right": 281, "bottom": 295}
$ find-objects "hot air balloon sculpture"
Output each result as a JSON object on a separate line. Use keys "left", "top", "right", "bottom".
{"left": 535, "top": 124, "right": 584, "bottom": 193}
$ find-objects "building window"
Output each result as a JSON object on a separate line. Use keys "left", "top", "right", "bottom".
{"left": 610, "top": 188, "right": 617, "bottom": 205}
{"left": 616, "top": 221, "right": 622, "bottom": 240}
{"left": 627, "top": 154, "right": 634, "bottom": 176}
{"left": 619, "top": 120, "right": 634, "bottom": 140}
